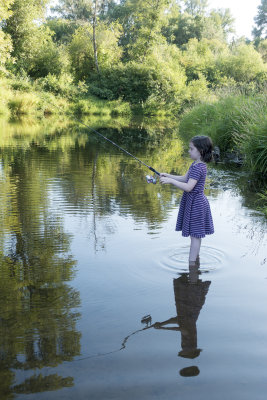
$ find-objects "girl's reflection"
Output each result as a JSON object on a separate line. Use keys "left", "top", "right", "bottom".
{"left": 153, "top": 258, "right": 211, "bottom": 376}
{"left": 78, "top": 259, "right": 211, "bottom": 375}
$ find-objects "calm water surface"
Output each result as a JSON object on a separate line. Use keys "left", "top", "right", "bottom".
{"left": 0, "top": 118, "right": 266, "bottom": 399}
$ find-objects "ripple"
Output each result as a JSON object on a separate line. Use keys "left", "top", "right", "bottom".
{"left": 156, "top": 245, "right": 225, "bottom": 275}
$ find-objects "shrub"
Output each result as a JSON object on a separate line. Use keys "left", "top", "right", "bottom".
{"left": 34, "top": 73, "right": 88, "bottom": 98}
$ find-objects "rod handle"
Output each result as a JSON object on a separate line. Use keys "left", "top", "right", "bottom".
{"left": 149, "top": 167, "right": 160, "bottom": 176}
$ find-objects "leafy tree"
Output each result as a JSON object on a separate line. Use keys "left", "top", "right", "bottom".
{"left": 206, "top": 8, "right": 235, "bottom": 41}
{"left": 257, "top": 38, "right": 267, "bottom": 62}
{"left": 252, "top": 0, "right": 267, "bottom": 39}
{"left": 1, "top": 0, "right": 68, "bottom": 78}
{"left": 45, "top": 18, "right": 79, "bottom": 44}
{"left": 181, "top": 38, "right": 228, "bottom": 84}
{"left": 184, "top": 0, "right": 208, "bottom": 17}
{"left": 105, "top": 0, "right": 172, "bottom": 61}
{"left": 3, "top": 0, "right": 49, "bottom": 60}
{"left": 0, "top": 0, "right": 14, "bottom": 74}
{"left": 51, "top": 0, "right": 93, "bottom": 21}
{"left": 217, "top": 43, "right": 267, "bottom": 83}
{"left": 163, "top": 8, "right": 234, "bottom": 47}
{"left": 26, "top": 27, "right": 70, "bottom": 78}
{"left": 68, "top": 21, "right": 122, "bottom": 80}
{"left": 50, "top": 0, "right": 118, "bottom": 74}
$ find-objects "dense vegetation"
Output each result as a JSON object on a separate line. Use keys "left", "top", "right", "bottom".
{"left": 0, "top": 0, "right": 266, "bottom": 112}
{"left": 0, "top": 0, "right": 266, "bottom": 187}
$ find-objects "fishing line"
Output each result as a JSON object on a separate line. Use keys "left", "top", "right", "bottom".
{"left": 41, "top": 95, "right": 160, "bottom": 182}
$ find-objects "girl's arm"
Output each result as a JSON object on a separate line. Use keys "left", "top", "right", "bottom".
{"left": 160, "top": 170, "right": 189, "bottom": 183}
{"left": 160, "top": 177, "right": 197, "bottom": 192}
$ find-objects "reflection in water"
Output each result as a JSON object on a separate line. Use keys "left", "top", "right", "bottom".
{"left": 153, "top": 260, "right": 211, "bottom": 376}
{"left": 89, "top": 260, "right": 211, "bottom": 379}
{"left": 0, "top": 116, "right": 266, "bottom": 398}
{"left": 0, "top": 148, "right": 81, "bottom": 398}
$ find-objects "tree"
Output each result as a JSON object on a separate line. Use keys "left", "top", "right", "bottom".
{"left": 122, "top": 0, "right": 172, "bottom": 61}
{"left": 217, "top": 43, "right": 267, "bottom": 83}
{"left": 162, "top": 7, "right": 234, "bottom": 47}
{"left": 184, "top": 0, "right": 208, "bottom": 17}
{"left": 257, "top": 38, "right": 267, "bottom": 62}
{"left": 3, "top": 0, "right": 50, "bottom": 72}
{"left": 0, "top": 0, "right": 14, "bottom": 74}
{"left": 252, "top": 0, "right": 267, "bottom": 39}
{"left": 50, "top": 0, "right": 115, "bottom": 22}
{"left": 68, "top": 21, "right": 122, "bottom": 80}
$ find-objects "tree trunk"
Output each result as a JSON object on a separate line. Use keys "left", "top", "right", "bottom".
{"left": 93, "top": 0, "right": 100, "bottom": 74}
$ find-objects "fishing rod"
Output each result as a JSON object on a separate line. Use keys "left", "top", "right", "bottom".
{"left": 43, "top": 96, "right": 160, "bottom": 183}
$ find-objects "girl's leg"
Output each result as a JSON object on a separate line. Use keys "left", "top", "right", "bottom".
{"left": 189, "top": 236, "right": 202, "bottom": 262}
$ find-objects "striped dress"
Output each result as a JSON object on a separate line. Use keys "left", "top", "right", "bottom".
{"left": 175, "top": 161, "right": 214, "bottom": 238}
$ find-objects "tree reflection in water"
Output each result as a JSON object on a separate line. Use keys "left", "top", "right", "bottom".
{"left": 0, "top": 150, "right": 81, "bottom": 399}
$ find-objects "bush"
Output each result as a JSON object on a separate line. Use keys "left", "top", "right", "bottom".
{"left": 34, "top": 73, "right": 88, "bottom": 98}
{"left": 89, "top": 55, "right": 187, "bottom": 111}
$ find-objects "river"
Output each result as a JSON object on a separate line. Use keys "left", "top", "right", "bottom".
{"left": 0, "top": 116, "right": 266, "bottom": 399}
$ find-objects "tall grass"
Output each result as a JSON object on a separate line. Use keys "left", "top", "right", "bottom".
{"left": 179, "top": 93, "right": 267, "bottom": 176}
{"left": 0, "top": 77, "right": 133, "bottom": 118}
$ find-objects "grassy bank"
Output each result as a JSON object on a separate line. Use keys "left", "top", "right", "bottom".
{"left": 179, "top": 93, "right": 267, "bottom": 177}
{"left": 0, "top": 76, "right": 133, "bottom": 119}
{"left": 0, "top": 75, "right": 177, "bottom": 119}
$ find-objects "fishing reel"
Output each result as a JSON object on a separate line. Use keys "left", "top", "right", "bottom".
{"left": 146, "top": 174, "right": 157, "bottom": 184}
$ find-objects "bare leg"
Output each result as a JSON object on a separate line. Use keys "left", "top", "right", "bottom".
{"left": 189, "top": 236, "right": 202, "bottom": 262}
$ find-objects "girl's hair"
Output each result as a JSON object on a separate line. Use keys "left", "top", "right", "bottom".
{"left": 191, "top": 135, "right": 213, "bottom": 163}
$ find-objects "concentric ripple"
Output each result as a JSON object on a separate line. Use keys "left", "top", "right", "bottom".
{"left": 156, "top": 245, "right": 225, "bottom": 275}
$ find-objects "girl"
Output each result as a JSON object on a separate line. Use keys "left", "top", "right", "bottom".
{"left": 160, "top": 135, "right": 214, "bottom": 264}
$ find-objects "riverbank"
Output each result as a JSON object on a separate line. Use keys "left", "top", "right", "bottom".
{"left": 0, "top": 76, "right": 175, "bottom": 119}
{"left": 179, "top": 92, "right": 267, "bottom": 179}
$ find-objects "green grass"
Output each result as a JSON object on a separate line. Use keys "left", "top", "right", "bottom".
{"left": 0, "top": 77, "right": 133, "bottom": 118}
{"left": 256, "top": 190, "right": 267, "bottom": 217}
{"left": 179, "top": 93, "right": 267, "bottom": 177}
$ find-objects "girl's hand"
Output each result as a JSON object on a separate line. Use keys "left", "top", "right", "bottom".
{"left": 160, "top": 176, "right": 173, "bottom": 185}
{"left": 160, "top": 172, "right": 169, "bottom": 177}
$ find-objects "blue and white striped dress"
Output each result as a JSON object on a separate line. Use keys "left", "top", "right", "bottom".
{"left": 175, "top": 161, "right": 214, "bottom": 238}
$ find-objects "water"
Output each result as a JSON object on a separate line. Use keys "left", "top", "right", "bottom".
{"left": 0, "top": 117, "right": 266, "bottom": 399}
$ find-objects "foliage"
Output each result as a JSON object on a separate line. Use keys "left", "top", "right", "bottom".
{"left": 3, "top": 0, "right": 50, "bottom": 64}
{"left": 0, "top": 0, "right": 14, "bottom": 74}
{"left": 68, "top": 21, "right": 122, "bottom": 80}
{"left": 50, "top": 0, "right": 93, "bottom": 21}
{"left": 34, "top": 73, "right": 87, "bottom": 98}
{"left": 217, "top": 42, "right": 267, "bottom": 83}
{"left": 45, "top": 18, "right": 79, "bottom": 44}
{"left": 162, "top": 7, "right": 235, "bottom": 47}
{"left": 7, "top": 91, "right": 39, "bottom": 116}
{"left": 88, "top": 48, "right": 188, "bottom": 111}
{"left": 26, "top": 30, "right": 70, "bottom": 78}
{"left": 256, "top": 190, "right": 267, "bottom": 217}
{"left": 252, "top": 0, "right": 267, "bottom": 39}
{"left": 255, "top": 38, "right": 267, "bottom": 62}
{"left": 179, "top": 93, "right": 267, "bottom": 176}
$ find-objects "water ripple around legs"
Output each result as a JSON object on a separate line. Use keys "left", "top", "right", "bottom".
{"left": 156, "top": 245, "right": 225, "bottom": 275}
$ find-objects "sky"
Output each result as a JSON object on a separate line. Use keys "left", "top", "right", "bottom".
{"left": 207, "top": 0, "right": 261, "bottom": 39}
